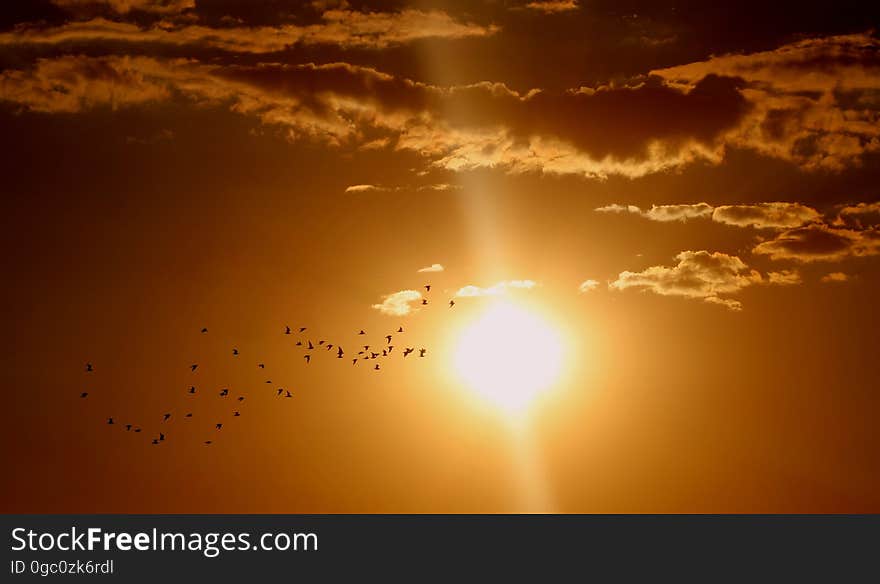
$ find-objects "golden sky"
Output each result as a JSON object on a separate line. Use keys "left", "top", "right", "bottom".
{"left": 1, "top": 0, "right": 879, "bottom": 512}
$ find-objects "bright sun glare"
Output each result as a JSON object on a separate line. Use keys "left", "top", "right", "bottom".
{"left": 453, "top": 301, "right": 564, "bottom": 414}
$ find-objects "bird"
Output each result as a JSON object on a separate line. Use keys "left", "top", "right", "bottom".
{"left": 107, "top": 417, "right": 114, "bottom": 425}
{"left": 385, "top": 335, "right": 392, "bottom": 344}
{"left": 352, "top": 358, "right": 358, "bottom": 365}
{"left": 425, "top": 285, "right": 431, "bottom": 292}
{"left": 337, "top": 347, "right": 344, "bottom": 358}
{"left": 163, "top": 413, "right": 171, "bottom": 421}
{"left": 233, "top": 411, "right": 241, "bottom": 417}
{"left": 421, "top": 299, "right": 428, "bottom": 305}
{"left": 215, "top": 423, "right": 223, "bottom": 430}
{"left": 188, "top": 386, "right": 196, "bottom": 394}
{"left": 358, "top": 330, "right": 365, "bottom": 335}
{"left": 85, "top": 363, "right": 93, "bottom": 372}
{"left": 134, "top": 428, "right": 142, "bottom": 433}
{"left": 403, "top": 348, "right": 414, "bottom": 357}
{"left": 204, "top": 441, "right": 212, "bottom": 445}
{"left": 237, "top": 396, "right": 244, "bottom": 402}
{"left": 285, "top": 391, "right": 292, "bottom": 398}
{"left": 449, "top": 300, "right": 455, "bottom": 308}
{"left": 318, "top": 340, "right": 325, "bottom": 345}
{"left": 258, "top": 363, "right": 265, "bottom": 369}
{"left": 152, "top": 439, "right": 159, "bottom": 445}
{"left": 374, "top": 364, "right": 380, "bottom": 371}
{"left": 419, "top": 348, "right": 427, "bottom": 357}
{"left": 382, "top": 350, "right": 387, "bottom": 357}
{"left": 232, "top": 348, "right": 239, "bottom": 356}
{"left": 285, "top": 326, "right": 291, "bottom": 335}
{"left": 397, "top": 326, "right": 404, "bottom": 333}
{"left": 276, "top": 389, "right": 283, "bottom": 396}
{"left": 159, "top": 433, "right": 165, "bottom": 441}
{"left": 201, "top": 328, "right": 208, "bottom": 333}
{"left": 299, "top": 327, "right": 307, "bottom": 332}
{"left": 363, "top": 345, "right": 370, "bottom": 351}
{"left": 191, "top": 364, "right": 198, "bottom": 372}
{"left": 307, "top": 341, "right": 314, "bottom": 350}
{"left": 304, "top": 355, "right": 311, "bottom": 364}
{"left": 265, "top": 380, "right": 272, "bottom": 384}
{"left": 219, "top": 388, "right": 229, "bottom": 397}
{"left": 387, "top": 346, "right": 394, "bottom": 354}
{"left": 296, "top": 341, "right": 302, "bottom": 346}
{"left": 125, "top": 424, "right": 132, "bottom": 431}
{"left": 80, "top": 392, "right": 88, "bottom": 398}
{"left": 185, "top": 413, "right": 192, "bottom": 418}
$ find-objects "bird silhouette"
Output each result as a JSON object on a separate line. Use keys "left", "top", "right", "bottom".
{"left": 237, "top": 396, "right": 245, "bottom": 402}
{"left": 258, "top": 363, "right": 265, "bottom": 369}
{"left": 107, "top": 417, "right": 114, "bottom": 424}
{"left": 80, "top": 392, "right": 88, "bottom": 398}
{"left": 215, "top": 423, "right": 223, "bottom": 430}
{"left": 233, "top": 411, "right": 241, "bottom": 417}
{"left": 352, "top": 358, "right": 358, "bottom": 365}
{"left": 374, "top": 364, "right": 380, "bottom": 371}
{"left": 318, "top": 340, "right": 325, "bottom": 345}
{"left": 299, "top": 327, "right": 307, "bottom": 333}
{"left": 152, "top": 439, "right": 159, "bottom": 445}
{"left": 359, "top": 330, "right": 365, "bottom": 335}
{"left": 387, "top": 345, "right": 394, "bottom": 354}
{"left": 191, "top": 364, "right": 198, "bottom": 372}
{"left": 385, "top": 335, "right": 392, "bottom": 344}
{"left": 285, "top": 391, "right": 292, "bottom": 398}
{"left": 285, "top": 326, "right": 291, "bottom": 335}
{"left": 188, "top": 386, "right": 196, "bottom": 394}
{"left": 86, "top": 363, "right": 93, "bottom": 372}
{"left": 276, "top": 388, "right": 283, "bottom": 396}
{"left": 201, "top": 328, "right": 208, "bottom": 333}
{"left": 363, "top": 345, "right": 370, "bottom": 351}
{"left": 307, "top": 341, "right": 314, "bottom": 350}
{"left": 125, "top": 424, "right": 132, "bottom": 431}
{"left": 163, "top": 413, "right": 171, "bottom": 421}
{"left": 419, "top": 348, "right": 427, "bottom": 357}
{"left": 296, "top": 341, "right": 302, "bottom": 346}
{"left": 159, "top": 433, "right": 165, "bottom": 441}
{"left": 204, "top": 441, "right": 212, "bottom": 445}
{"left": 232, "top": 348, "right": 239, "bottom": 356}
{"left": 403, "top": 348, "right": 414, "bottom": 357}
{"left": 134, "top": 428, "right": 141, "bottom": 433}
{"left": 185, "top": 413, "right": 192, "bottom": 418}
{"left": 219, "top": 389, "right": 229, "bottom": 397}
{"left": 421, "top": 299, "right": 428, "bottom": 305}
{"left": 449, "top": 300, "right": 455, "bottom": 308}
{"left": 304, "top": 355, "right": 311, "bottom": 364}
{"left": 425, "top": 285, "right": 431, "bottom": 292}
{"left": 397, "top": 326, "right": 404, "bottom": 333}
{"left": 337, "top": 347, "right": 344, "bottom": 358}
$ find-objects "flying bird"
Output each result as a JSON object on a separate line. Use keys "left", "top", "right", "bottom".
{"left": 85, "top": 363, "right": 93, "bottom": 372}
{"left": 359, "top": 330, "right": 365, "bottom": 335}
{"left": 421, "top": 299, "right": 428, "bottom": 305}
{"left": 352, "top": 358, "right": 358, "bottom": 365}
{"left": 163, "top": 413, "right": 171, "bottom": 421}
{"left": 397, "top": 326, "right": 404, "bottom": 333}
{"left": 304, "top": 355, "right": 311, "bottom": 364}
{"left": 191, "top": 364, "right": 198, "bottom": 372}
{"left": 80, "top": 392, "right": 88, "bottom": 398}
{"left": 449, "top": 300, "right": 455, "bottom": 308}
{"left": 188, "top": 386, "right": 196, "bottom": 394}
{"left": 125, "top": 424, "right": 132, "bottom": 431}
{"left": 425, "top": 285, "right": 431, "bottom": 292}
{"left": 107, "top": 417, "right": 114, "bottom": 425}
{"left": 185, "top": 413, "right": 192, "bottom": 418}
{"left": 204, "top": 441, "right": 212, "bottom": 445}
{"left": 385, "top": 335, "right": 392, "bottom": 344}
{"left": 232, "top": 348, "right": 239, "bottom": 356}
{"left": 152, "top": 439, "right": 159, "bottom": 445}
{"left": 237, "top": 396, "right": 244, "bottom": 402}
{"left": 258, "top": 363, "right": 265, "bottom": 369}
{"left": 337, "top": 347, "right": 344, "bottom": 358}
{"left": 159, "top": 433, "right": 165, "bottom": 441}
{"left": 219, "top": 388, "right": 229, "bottom": 397}
{"left": 234, "top": 411, "right": 241, "bottom": 417}
{"left": 299, "top": 327, "right": 307, "bottom": 333}
{"left": 285, "top": 326, "right": 291, "bottom": 335}
{"left": 374, "top": 364, "right": 380, "bottom": 371}
{"left": 201, "top": 328, "right": 208, "bottom": 333}
{"left": 296, "top": 341, "right": 302, "bottom": 346}
{"left": 403, "top": 348, "right": 414, "bottom": 357}
{"left": 215, "top": 423, "right": 223, "bottom": 430}
{"left": 307, "top": 341, "right": 314, "bottom": 350}
{"left": 419, "top": 348, "right": 427, "bottom": 357}
{"left": 318, "top": 340, "right": 325, "bottom": 345}
{"left": 277, "top": 389, "right": 283, "bottom": 396}
{"left": 285, "top": 391, "right": 292, "bottom": 398}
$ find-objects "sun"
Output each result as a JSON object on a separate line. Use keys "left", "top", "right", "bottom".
{"left": 452, "top": 301, "right": 565, "bottom": 414}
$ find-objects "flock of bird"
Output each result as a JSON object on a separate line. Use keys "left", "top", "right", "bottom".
{"left": 81, "top": 284, "right": 453, "bottom": 447}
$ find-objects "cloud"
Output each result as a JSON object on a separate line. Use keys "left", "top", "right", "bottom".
{"left": 372, "top": 290, "right": 422, "bottom": 316}
{"left": 609, "top": 250, "right": 798, "bottom": 310}
{"left": 525, "top": 1, "right": 579, "bottom": 13}
{"left": 51, "top": 0, "right": 194, "bottom": 14}
{"left": 596, "top": 201, "right": 820, "bottom": 228}
{"left": 455, "top": 280, "right": 537, "bottom": 297}
{"left": 417, "top": 264, "right": 445, "bottom": 273}
{"left": 712, "top": 203, "right": 821, "bottom": 229}
{"left": 653, "top": 33, "right": 880, "bottom": 170}
{"left": 344, "top": 184, "right": 387, "bottom": 193}
{"left": 0, "top": 10, "right": 498, "bottom": 52}
{"left": 752, "top": 223, "right": 880, "bottom": 262}
{"left": 821, "top": 272, "right": 851, "bottom": 283}
{"left": 578, "top": 279, "right": 599, "bottom": 293}
{"left": 833, "top": 202, "right": 880, "bottom": 229}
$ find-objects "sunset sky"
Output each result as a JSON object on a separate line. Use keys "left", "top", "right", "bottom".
{"left": 1, "top": 0, "right": 879, "bottom": 512}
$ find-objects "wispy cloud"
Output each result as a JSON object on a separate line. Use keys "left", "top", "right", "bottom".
{"left": 455, "top": 280, "right": 537, "bottom": 297}
{"left": 417, "top": 264, "right": 445, "bottom": 273}
{"left": 372, "top": 290, "right": 423, "bottom": 316}
{"left": 578, "top": 279, "right": 599, "bottom": 293}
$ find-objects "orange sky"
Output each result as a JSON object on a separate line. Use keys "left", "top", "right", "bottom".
{"left": 1, "top": 0, "right": 879, "bottom": 512}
